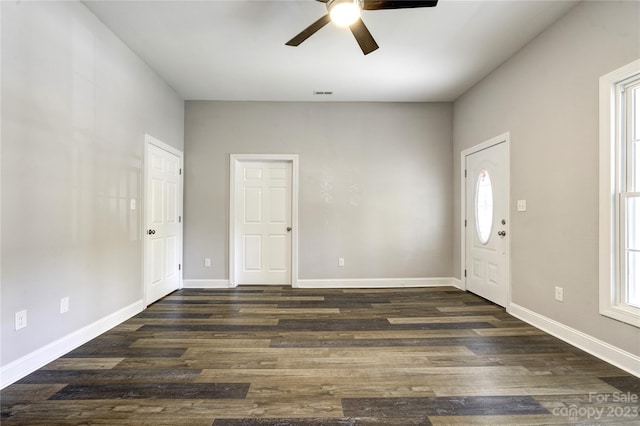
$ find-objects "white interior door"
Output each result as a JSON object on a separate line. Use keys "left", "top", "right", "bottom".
{"left": 465, "top": 141, "right": 509, "bottom": 306}
{"left": 145, "top": 137, "right": 182, "bottom": 304}
{"left": 232, "top": 159, "right": 292, "bottom": 285}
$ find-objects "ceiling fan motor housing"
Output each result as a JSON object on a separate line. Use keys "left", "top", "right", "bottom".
{"left": 327, "top": 0, "right": 364, "bottom": 11}
{"left": 327, "top": 0, "right": 364, "bottom": 27}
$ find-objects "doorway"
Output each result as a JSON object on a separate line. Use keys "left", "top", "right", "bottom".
{"left": 229, "top": 154, "right": 298, "bottom": 286}
{"left": 462, "top": 134, "right": 510, "bottom": 307}
{"left": 144, "top": 134, "right": 183, "bottom": 305}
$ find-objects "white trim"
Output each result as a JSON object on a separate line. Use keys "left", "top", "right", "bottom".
{"left": 182, "top": 279, "right": 232, "bottom": 289}
{"left": 459, "top": 149, "right": 468, "bottom": 292}
{"left": 297, "top": 277, "right": 460, "bottom": 289}
{"left": 460, "top": 132, "right": 511, "bottom": 307}
{"left": 599, "top": 59, "right": 640, "bottom": 327}
{"left": 510, "top": 303, "right": 640, "bottom": 378}
{"left": 0, "top": 300, "right": 144, "bottom": 390}
{"left": 229, "top": 154, "right": 299, "bottom": 288}
{"left": 144, "top": 134, "right": 184, "bottom": 306}
{"left": 145, "top": 133, "right": 183, "bottom": 159}
{"left": 451, "top": 278, "right": 463, "bottom": 289}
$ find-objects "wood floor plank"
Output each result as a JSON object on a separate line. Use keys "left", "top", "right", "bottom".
{"left": 387, "top": 315, "right": 501, "bottom": 324}
{"left": 428, "top": 414, "right": 627, "bottom": 425}
{"left": 341, "top": 395, "right": 549, "bottom": 417}
{"left": 0, "top": 384, "right": 67, "bottom": 403}
{"left": 472, "top": 327, "right": 546, "bottom": 337}
{"left": 213, "top": 419, "right": 361, "bottom": 426}
{"left": 2, "top": 399, "right": 343, "bottom": 423}
{"left": 429, "top": 374, "right": 622, "bottom": 397}
{"left": 246, "top": 377, "right": 437, "bottom": 398}
{"left": 436, "top": 305, "right": 505, "bottom": 313}
{"left": 48, "top": 383, "right": 250, "bottom": 400}
{"left": 163, "top": 295, "right": 326, "bottom": 302}
{"left": 129, "top": 338, "right": 273, "bottom": 348}
{"left": 239, "top": 308, "right": 341, "bottom": 315}
{"left": 42, "top": 358, "right": 125, "bottom": 370}
{"left": 128, "top": 318, "right": 280, "bottom": 326}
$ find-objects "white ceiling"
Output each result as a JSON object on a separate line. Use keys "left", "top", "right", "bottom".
{"left": 83, "top": 0, "right": 579, "bottom": 102}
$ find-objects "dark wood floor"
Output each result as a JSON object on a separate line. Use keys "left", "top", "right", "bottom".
{"left": 2, "top": 286, "right": 639, "bottom": 425}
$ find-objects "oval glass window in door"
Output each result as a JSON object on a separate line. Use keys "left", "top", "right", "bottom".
{"left": 475, "top": 169, "right": 493, "bottom": 244}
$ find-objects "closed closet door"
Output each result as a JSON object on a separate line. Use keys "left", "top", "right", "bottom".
{"left": 233, "top": 160, "right": 292, "bottom": 285}
{"left": 145, "top": 139, "right": 182, "bottom": 304}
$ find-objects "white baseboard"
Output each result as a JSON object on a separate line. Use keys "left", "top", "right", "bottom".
{"left": 182, "top": 278, "right": 460, "bottom": 289}
{"left": 296, "top": 277, "right": 459, "bottom": 289}
{"left": 0, "top": 299, "right": 144, "bottom": 390}
{"left": 509, "top": 303, "right": 640, "bottom": 377}
{"left": 182, "top": 279, "right": 231, "bottom": 288}
{"left": 451, "top": 278, "right": 463, "bottom": 290}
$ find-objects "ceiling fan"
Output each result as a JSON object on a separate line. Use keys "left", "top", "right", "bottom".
{"left": 286, "top": 0, "right": 439, "bottom": 55}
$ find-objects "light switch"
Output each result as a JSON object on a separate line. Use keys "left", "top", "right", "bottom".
{"left": 130, "top": 199, "right": 136, "bottom": 210}
{"left": 517, "top": 200, "right": 527, "bottom": 212}
{"left": 60, "top": 297, "right": 69, "bottom": 314}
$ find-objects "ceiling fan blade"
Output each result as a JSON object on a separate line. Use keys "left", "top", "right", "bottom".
{"left": 349, "top": 18, "right": 379, "bottom": 55}
{"left": 363, "top": 0, "right": 438, "bottom": 10}
{"left": 286, "top": 14, "right": 331, "bottom": 46}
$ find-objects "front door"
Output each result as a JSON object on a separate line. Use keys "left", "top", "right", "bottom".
{"left": 232, "top": 159, "right": 292, "bottom": 285}
{"left": 145, "top": 137, "right": 182, "bottom": 304}
{"left": 465, "top": 140, "right": 509, "bottom": 306}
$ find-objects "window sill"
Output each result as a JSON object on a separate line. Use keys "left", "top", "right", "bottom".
{"left": 600, "top": 303, "right": 640, "bottom": 328}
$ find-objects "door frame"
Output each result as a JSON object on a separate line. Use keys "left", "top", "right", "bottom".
{"left": 229, "top": 154, "right": 299, "bottom": 288}
{"left": 460, "top": 132, "right": 511, "bottom": 307}
{"left": 143, "top": 133, "right": 184, "bottom": 306}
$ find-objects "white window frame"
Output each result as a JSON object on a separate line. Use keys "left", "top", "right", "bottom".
{"left": 599, "top": 59, "right": 640, "bottom": 327}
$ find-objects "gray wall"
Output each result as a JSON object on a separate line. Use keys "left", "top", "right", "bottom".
{"left": 184, "top": 101, "right": 453, "bottom": 281}
{"left": 1, "top": 1, "right": 184, "bottom": 366}
{"left": 453, "top": 1, "right": 640, "bottom": 354}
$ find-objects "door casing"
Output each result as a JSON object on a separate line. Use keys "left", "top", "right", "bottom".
{"left": 229, "top": 154, "right": 299, "bottom": 288}
{"left": 460, "top": 133, "right": 511, "bottom": 307}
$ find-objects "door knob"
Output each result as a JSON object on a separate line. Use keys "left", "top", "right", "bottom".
{"left": 286, "top": 227, "right": 292, "bottom": 232}
{"left": 147, "top": 229, "right": 156, "bottom": 235}
{"left": 498, "top": 230, "right": 506, "bottom": 237}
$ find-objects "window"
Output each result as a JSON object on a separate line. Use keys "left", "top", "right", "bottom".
{"left": 475, "top": 169, "right": 493, "bottom": 244}
{"left": 599, "top": 59, "right": 640, "bottom": 327}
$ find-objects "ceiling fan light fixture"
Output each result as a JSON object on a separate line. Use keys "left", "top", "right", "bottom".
{"left": 328, "top": 0, "right": 362, "bottom": 27}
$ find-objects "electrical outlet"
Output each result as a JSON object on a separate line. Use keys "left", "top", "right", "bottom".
{"left": 60, "top": 297, "right": 69, "bottom": 314}
{"left": 555, "top": 286, "right": 564, "bottom": 302}
{"left": 338, "top": 258, "right": 345, "bottom": 267}
{"left": 204, "top": 258, "right": 211, "bottom": 267}
{"left": 15, "top": 310, "right": 27, "bottom": 330}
